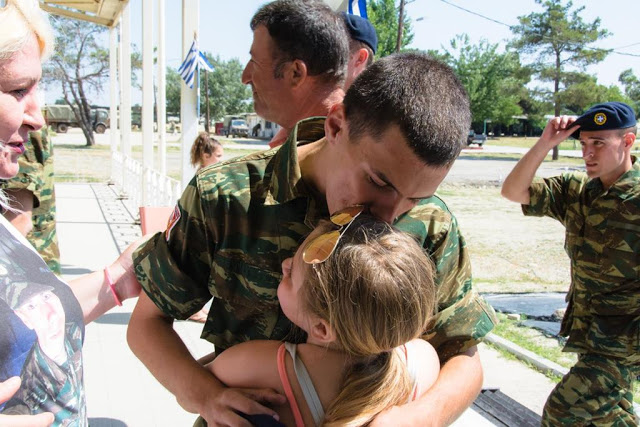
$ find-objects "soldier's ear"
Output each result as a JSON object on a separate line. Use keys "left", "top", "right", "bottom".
{"left": 325, "top": 103, "right": 346, "bottom": 146}
{"left": 289, "top": 59, "right": 308, "bottom": 88}
{"left": 622, "top": 131, "right": 635, "bottom": 149}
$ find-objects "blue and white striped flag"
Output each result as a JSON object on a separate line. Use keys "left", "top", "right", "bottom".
{"left": 178, "top": 37, "right": 215, "bottom": 89}
{"left": 348, "top": 0, "right": 367, "bottom": 18}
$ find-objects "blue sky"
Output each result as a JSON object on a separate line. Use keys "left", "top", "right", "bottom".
{"left": 44, "top": 0, "right": 639, "bottom": 106}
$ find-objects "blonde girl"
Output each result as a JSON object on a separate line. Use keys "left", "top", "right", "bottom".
{"left": 207, "top": 208, "right": 439, "bottom": 426}
{"left": 190, "top": 131, "right": 224, "bottom": 170}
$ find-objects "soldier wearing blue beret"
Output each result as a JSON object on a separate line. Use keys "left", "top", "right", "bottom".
{"left": 502, "top": 101, "right": 639, "bottom": 425}
{"left": 341, "top": 12, "right": 378, "bottom": 89}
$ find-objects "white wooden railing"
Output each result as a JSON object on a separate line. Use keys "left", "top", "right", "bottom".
{"left": 110, "top": 151, "right": 182, "bottom": 218}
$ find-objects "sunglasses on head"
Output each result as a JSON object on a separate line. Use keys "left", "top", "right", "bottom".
{"left": 302, "top": 205, "right": 365, "bottom": 264}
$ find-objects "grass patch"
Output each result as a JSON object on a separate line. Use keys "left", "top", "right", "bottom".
{"left": 491, "top": 313, "right": 640, "bottom": 403}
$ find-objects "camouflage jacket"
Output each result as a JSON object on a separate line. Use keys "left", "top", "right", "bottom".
{"left": 0, "top": 131, "right": 60, "bottom": 273}
{"left": 134, "top": 117, "right": 497, "bottom": 361}
{"left": 524, "top": 157, "right": 640, "bottom": 363}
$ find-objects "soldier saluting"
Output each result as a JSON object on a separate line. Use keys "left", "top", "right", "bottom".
{"left": 502, "top": 101, "right": 639, "bottom": 425}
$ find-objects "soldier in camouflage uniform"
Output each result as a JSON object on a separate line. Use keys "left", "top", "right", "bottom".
{"left": 502, "top": 101, "right": 639, "bottom": 426}
{"left": 0, "top": 282, "right": 85, "bottom": 425}
{"left": 0, "top": 129, "right": 60, "bottom": 274}
{"left": 130, "top": 53, "right": 497, "bottom": 426}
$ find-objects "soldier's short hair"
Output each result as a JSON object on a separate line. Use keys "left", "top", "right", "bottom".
{"left": 250, "top": 0, "right": 349, "bottom": 85}
{"left": 343, "top": 53, "right": 471, "bottom": 167}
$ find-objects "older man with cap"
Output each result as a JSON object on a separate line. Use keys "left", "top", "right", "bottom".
{"left": 341, "top": 12, "right": 378, "bottom": 89}
{"left": 502, "top": 101, "right": 640, "bottom": 425}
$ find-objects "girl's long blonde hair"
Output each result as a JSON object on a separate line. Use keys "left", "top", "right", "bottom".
{"left": 301, "top": 215, "right": 436, "bottom": 426}
{"left": 190, "top": 132, "right": 222, "bottom": 168}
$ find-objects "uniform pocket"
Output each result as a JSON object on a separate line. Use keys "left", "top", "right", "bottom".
{"left": 586, "top": 314, "right": 640, "bottom": 358}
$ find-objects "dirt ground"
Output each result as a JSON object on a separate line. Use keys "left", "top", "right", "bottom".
{"left": 54, "top": 142, "right": 576, "bottom": 294}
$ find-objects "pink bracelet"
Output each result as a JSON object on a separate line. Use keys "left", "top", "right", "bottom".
{"left": 104, "top": 267, "right": 123, "bottom": 306}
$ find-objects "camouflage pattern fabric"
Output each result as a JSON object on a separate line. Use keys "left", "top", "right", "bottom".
{"left": 524, "top": 157, "right": 640, "bottom": 363}
{"left": 3, "top": 323, "right": 86, "bottom": 426}
{"left": 0, "top": 131, "right": 60, "bottom": 273}
{"left": 134, "top": 117, "right": 497, "bottom": 361}
{"left": 541, "top": 353, "right": 638, "bottom": 426}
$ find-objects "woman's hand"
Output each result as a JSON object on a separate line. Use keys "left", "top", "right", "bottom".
{"left": 0, "top": 377, "right": 54, "bottom": 427}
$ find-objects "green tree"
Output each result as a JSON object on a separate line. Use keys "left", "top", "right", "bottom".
{"left": 368, "top": 0, "right": 414, "bottom": 58}
{"left": 439, "top": 35, "right": 531, "bottom": 133}
{"left": 43, "top": 17, "right": 109, "bottom": 146}
{"left": 557, "top": 72, "right": 627, "bottom": 114}
{"left": 166, "top": 67, "right": 181, "bottom": 116}
{"left": 200, "top": 55, "right": 253, "bottom": 120}
{"left": 619, "top": 69, "right": 640, "bottom": 115}
{"left": 509, "top": 0, "right": 610, "bottom": 159}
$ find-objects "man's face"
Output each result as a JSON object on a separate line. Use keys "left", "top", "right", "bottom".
{"left": 580, "top": 129, "right": 633, "bottom": 186}
{"left": 326, "top": 121, "right": 451, "bottom": 223}
{"left": 241, "top": 26, "right": 292, "bottom": 127}
{"left": 0, "top": 34, "right": 45, "bottom": 179}
{"left": 14, "top": 290, "right": 66, "bottom": 363}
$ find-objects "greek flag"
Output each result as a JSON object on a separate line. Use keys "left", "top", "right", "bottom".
{"left": 178, "top": 38, "right": 215, "bottom": 89}
{"left": 348, "top": 0, "right": 367, "bottom": 18}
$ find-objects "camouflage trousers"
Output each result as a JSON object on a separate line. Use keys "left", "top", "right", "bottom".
{"left": 542, "top": 353, "right": 639, "bottom": 426}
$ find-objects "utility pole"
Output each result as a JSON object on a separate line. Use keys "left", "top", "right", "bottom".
{"left": 395, "top": 0, "right": 405, "bottom": 52}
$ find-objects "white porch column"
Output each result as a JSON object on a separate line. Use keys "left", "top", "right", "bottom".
{"left": 120, "top": 3, "right": 132, "bottom": 159}
{"left": 141, "top": 0, "right": 154, "bottom": 206}
{"left": 180, "top": 0, "right": 199, "bottom": 189}
{"left": 109, "top": 24, "right": 119, "bottom": 184}
{"left": 157, "top": 0, "right": 167, "bottom": 177}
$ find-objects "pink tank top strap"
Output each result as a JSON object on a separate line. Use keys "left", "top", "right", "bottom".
{"left": 277, "top": 343, "right": 306, "bottom": 427}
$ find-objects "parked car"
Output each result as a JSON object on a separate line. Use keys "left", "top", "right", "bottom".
{"left": 467, "top": 131, "right": 487, "bottom": 146}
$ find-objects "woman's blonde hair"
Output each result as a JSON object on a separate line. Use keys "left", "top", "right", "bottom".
{"left": 0, "top": 0, "right": 54, "bottom": 62}
{"left": 301, "top": 215, "right": 436, "bottom": 426}
{"left": 190, "top": 131, "right": 222, "bottom": 167}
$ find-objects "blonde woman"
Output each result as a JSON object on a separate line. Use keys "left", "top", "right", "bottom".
{"left": 0, "top": 1, "right": 142, "bottom": 425}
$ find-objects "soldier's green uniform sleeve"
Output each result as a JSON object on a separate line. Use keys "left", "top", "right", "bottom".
{"left": 0, "top": 151, "right": 43, "bottom": 209}
{"left": 133, "top": 176, "right": 215, "bottom": 319}
{"left": 523, "top": 175, "right": 568, "bottom": 222}
{"left": 401, "top": 202, "right": 497, "bottom": 362}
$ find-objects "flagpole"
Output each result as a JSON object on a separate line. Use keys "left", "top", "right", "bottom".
{"left": 196, "top": 33, "right": 201, "bottom": 123}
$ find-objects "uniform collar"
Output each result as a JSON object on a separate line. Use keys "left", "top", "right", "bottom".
{"left": 586, "top": 155, "right": 640, "bottom": 200}
{"left": 265, "top": 117, "right": 327, "bottom": 206}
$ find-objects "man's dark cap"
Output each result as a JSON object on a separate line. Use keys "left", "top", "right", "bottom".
{"left": 571, "top": 101, "right": 637, "bottom": 140}
{"left": 0, "top": 282, "right": 54, "bottom": 310}
{"left": 341, "top": 12, "right": 378, "bottom": 55}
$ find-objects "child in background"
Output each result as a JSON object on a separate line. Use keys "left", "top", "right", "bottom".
{"left": 190, "top": 132, "right": 224, "bottom": 170}
{"left": 206, "top": 208, "right": 440, "bottom": 426}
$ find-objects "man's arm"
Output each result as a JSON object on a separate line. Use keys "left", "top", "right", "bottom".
{"left": 128, "top": 293, "right": 285, "bottom": 427}
{"left": 502, "top": 116, "right": 578, "bottom": 204}
{"left": 371, "top": 346, "right": 481, "bottom": 427}
{"left": 3, "top": 189, "right": 35, "bottom": 236}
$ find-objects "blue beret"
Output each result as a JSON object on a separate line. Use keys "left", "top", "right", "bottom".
{"left": 571, "top": 101, "right": 637, "bottom": 139}
{"left": 341, "top": 12, "right": 378, "bottom": 55}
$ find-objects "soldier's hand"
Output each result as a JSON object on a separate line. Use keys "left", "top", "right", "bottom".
{"left": 195, "top": 386, "right": 285, "bottom": 427}
{"left": 539, "top": 115, "right": 579, "bottom": 148}
{"left": 0, "top": 377, "right": 54, "bottom": 426}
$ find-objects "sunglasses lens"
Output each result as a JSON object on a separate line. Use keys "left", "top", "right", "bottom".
{"left": 302, "top": 230, "right": 341, "bottom": 264}
{"left": 330, "top": 205, "right": 364, "bottom": 226}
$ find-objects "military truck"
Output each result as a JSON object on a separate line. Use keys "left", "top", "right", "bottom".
{"left": 43, "top": 105, "right": 110, "bottom": 134}
{"left": 222, "top": 115, "right": 249, "bottom": 138}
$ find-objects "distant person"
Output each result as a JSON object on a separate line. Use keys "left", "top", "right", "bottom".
{"left": 241, "top": 0, "right": 349, "bottom": 149}
{"left": 203, "top": 212, "right": 440, "bottom": 426}
{"left": 1, "top": 129, "right": 60, "bottom": 274}
{"left": 501, "top": 101, "right": 639, "bottom": 426}
{"left": 341, "top": 12, "right": 378, "bottom": 89}
{"left": 190, "top": 131, "right": 224, "bottom": 171}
